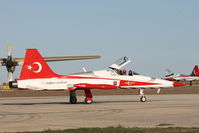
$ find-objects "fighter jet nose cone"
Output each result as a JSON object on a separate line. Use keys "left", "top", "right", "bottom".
{"left": 173, "top": 82, "right": 187, "bottom": 87}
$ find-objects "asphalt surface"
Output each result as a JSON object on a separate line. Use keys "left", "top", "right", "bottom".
{"left": 0, "top": 94, "right": 199, "bottom": 132}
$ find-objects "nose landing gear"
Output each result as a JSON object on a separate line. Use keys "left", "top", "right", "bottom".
{"left": 139, "top": 89, "right": 147, "bottom": 102}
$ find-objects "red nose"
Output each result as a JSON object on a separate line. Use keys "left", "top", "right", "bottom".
{"left": 173, "top": 82, "right": 187, "bottom": 87}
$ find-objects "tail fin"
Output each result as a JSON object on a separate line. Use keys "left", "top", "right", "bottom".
{"left": 19, "top": 49, "right": 57, "bottom": 80}
{"left": 190, "top": 65, "right": 199, "bottom": 77}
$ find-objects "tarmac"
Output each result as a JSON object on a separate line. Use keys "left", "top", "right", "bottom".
{"left": 0, "top": 94, "right": 199, "bottom": 132}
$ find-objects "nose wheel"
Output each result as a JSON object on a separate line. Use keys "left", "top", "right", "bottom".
{"left": 140, "top": 96, "right": 146, "bottom": 102}
{"left": 139, "top": 89, "right": 147, "bottom": 102}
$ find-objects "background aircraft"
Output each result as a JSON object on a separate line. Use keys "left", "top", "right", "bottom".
{"left": 9, "top": 49, "right": 186, "bottom": 104}
{"left": 0, "top": 45, "right": 100, "bottom": 82}
{"left": 163, "top": 65, "right": 199, "bottom": 85}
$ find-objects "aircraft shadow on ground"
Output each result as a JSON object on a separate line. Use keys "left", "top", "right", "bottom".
{"left": 0, "top": 99, "right": 165, "bottom": 105}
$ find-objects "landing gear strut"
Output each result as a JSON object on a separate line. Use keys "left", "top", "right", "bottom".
{"left": 84, "top": 89, "right": 93, "bottom": 104}
{"left": 190, "top": 81, "right": 192, "bottom": 86}
{"left": 69, "top": 90, "right": 77, "bottom": 104}
{"left": 139, "top": 89, "right": 146, "bottom": 102}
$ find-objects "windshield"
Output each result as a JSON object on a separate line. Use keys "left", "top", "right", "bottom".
{"left": 165, "top": 73, "right": 175, "bottom": 77}
{"left": 93, "top": 70, "right": 118, "bottom": 77}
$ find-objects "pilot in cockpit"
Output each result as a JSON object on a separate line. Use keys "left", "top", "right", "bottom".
{"left": 122, "top": 69, "right": 127, "bottom": 75}
{"left": 128, "top": 70, "right": 139, "bottom": 76}
{"left": 128, "top": 70, "right": 133, "bottom": 76}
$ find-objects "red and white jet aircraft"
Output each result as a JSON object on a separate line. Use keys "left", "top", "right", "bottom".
{"left": 163, "top": 65, "right": 199, "bottom": 82}
{"left": 9, "top": 49, "right": 186, "bottom": 104}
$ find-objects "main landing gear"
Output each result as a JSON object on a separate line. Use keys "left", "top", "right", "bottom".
{"left": 69, "top": 89, "right": 93, "bottom": 104}
{"left": 69, "top": 90, "right": 77, "bottom": 104}
{"left": 84, "top": 89, "right": 93, "bottom": 104}
{"left": 190, "top": 81, "right": 192, "bottom": 86}
{"left": 139, "top": 89, "right": 147, "bottom": 102}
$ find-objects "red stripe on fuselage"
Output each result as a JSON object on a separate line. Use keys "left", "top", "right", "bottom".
{"left": 74, "top": 83, "right": 118, "bottom": 89}
{"left": 120, "top": 80, "right": 161, "bottom": 86}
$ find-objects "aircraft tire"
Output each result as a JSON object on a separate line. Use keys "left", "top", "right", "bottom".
{"left": 85, "top": 98, "right": 92, "bottom": 104}
{"left": 70, "top": 96, "right": 77, "bottom": 104}
{"left": 140, "top": 96, "right": 146, "bottom": 102}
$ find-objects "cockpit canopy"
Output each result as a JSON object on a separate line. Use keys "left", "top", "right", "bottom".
{"left": 165, "top": 73, "right": 175, "bottom": 77}
{"left": 72, "top": 56, "right": 139, "bottom": 77}
{"left": 109, "top": 56, "right": 131, "bottom": 69}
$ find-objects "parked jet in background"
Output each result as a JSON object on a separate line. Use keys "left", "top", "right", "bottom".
{"left": 9, "top": 49, "right": 186, "bottom": 104}
{"left": 163, "top": 65, "right": 199, "bottom": 85}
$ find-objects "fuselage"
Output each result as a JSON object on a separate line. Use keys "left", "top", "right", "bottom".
{"left": 15, "top": 69, "right": 176, "bottom": 90}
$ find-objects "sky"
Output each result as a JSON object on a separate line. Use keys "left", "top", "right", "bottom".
{"left": 0, "top": 0, "right": 199, "bottom": 83}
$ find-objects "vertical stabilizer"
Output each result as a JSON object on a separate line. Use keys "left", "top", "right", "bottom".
{"left": 190, "top": 65, "right": 199, "bottom": 77}
{"left": 19, "top": 49, "right": 57, "bottom": 80}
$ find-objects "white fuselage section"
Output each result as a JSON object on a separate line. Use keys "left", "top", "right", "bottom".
{"left": 17, "top": 69, "right": 174, "bottom": 90}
